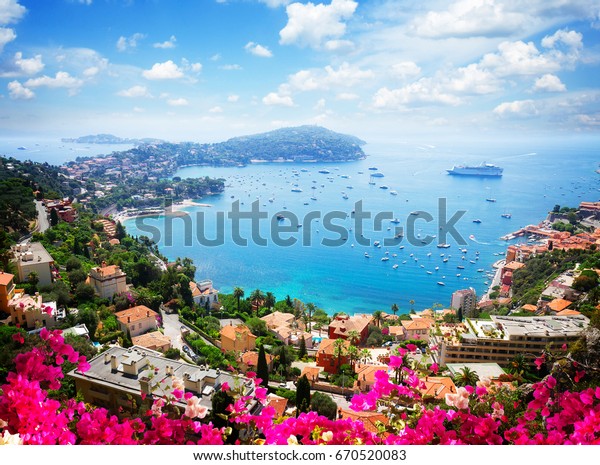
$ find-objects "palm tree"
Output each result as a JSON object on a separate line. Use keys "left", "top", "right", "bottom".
{"left": 233, "top": 287, "right": 244, "bottom": 312}
{"left": 372, "top": 310, "right": 383, "bottom": 328}
{"left": 359, "top": 349, "right": 372, "bottom": 365}
{"left": 409, "top": 299, "right": 415, "bottom": 314}
{"left": 454, "top": 367, "right": 480, "bottom": 387}
{"left": 249, "top": 288, "right": 265, "bottom": 315}
{"left": 347, "top": 329, "right": 360, "bottom": 347}
{"left": 265, "top": 292, "right": 276, "bottom": 310}
{"left": 332, "top": 338, "right": 347, "bottom": 371}
{"left": 347, "top": 345, "right": 359, "bottom": 371}
{"left": 305, "top": 302, "right": 316, "bottom": 333}
{"left": 391, "top": 303, "right": 399, "bottom": 317}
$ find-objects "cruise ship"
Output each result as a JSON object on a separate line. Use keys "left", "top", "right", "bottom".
{"left": 446, "top": 162, "right": 503, "bottom": 177}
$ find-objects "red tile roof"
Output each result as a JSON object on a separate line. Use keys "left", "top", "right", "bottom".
{"left": 115, "top": 305, "right": 158, "bottom": 325}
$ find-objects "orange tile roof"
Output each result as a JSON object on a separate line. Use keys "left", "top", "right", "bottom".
{"left": 131, "top": 330, "right": 171, "bottom": 349}
{"left": 329, "top": 314, "right": 372, "bottom": 337}
{"left": 300, "top": 366, "right": 322, "bottom": 382}
{"left": 355, "top": 364, "right": 387, "bottom": 384}
{"left": 92, "top": 265, "right": 123, "bottom": 277}
{"left": 220, "top": 324, "right": 255, "bottom": 340}
{"left": 419, "top": 376, "right": 457, "bottom": 399}
{"left": 317, "top": 337, "right": 349, "bottom": 356}
{"left": 400, "top": 318, "right": 432, "bottom": 331}
{"left": 339, "top": 409, "right": 388, "bottom": 433}
{"left": 240, "top": 350, "right": 274, "bottom": 367}
{"left": 556, "top": 309, "right": 581, "bottom": 316}
{"left": 521, "top": 304, "right": 538, "bottom": 312}
{"left": 546, "top": 298, "right": 573, "bottom": 312}
{"left": 266, "top": 394, "right": 288, "bottom": 418}
{"left": 387, "top": 325, "right": 404, "bottom": 337}
{"left": 504, "top": 261, "right": 526, "bottom": 271}
{"left": 0, "top": 272, "right": 14, "bottom": 286}
{"left": 115, "top": 305, "right": 158, "bottom": 324}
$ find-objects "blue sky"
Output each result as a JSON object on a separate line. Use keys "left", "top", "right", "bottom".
{"left": 1, "top": 0, "right": 600, "bottom": 143}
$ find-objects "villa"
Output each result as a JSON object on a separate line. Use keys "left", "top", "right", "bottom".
{"left": 328, "top": 314, "right": 372, "bottom": 345}
{"left": 220, "top": 324, "right": 257, "bottom": 353}
{"left": 87, "top": 262, "right": 127, "bottom": 299}
{"left": 115, "top": 305, "right": 159, "bottom": 338}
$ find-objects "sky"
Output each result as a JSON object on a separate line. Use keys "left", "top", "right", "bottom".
{"left": 0, "top": 0, "right": 600, "bottom": 143}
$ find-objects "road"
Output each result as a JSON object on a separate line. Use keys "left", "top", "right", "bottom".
{"left": 35, "top": 200, "right": 49, "bottom": 233}
{"left": 160, "top": 309, "right": 214, "bottom": 356}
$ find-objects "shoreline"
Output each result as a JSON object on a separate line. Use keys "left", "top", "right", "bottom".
{"left": 112, "top": 199, "right": 213, "bottom": 223}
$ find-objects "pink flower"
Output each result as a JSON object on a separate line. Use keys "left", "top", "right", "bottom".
{"left": 221, "top": 382, "right": 230, "bottom": 392}
{"left": 430, "top": 363, "right": 439, "bottom": 374}
{"left": 406, "top": 343, "right": 417, "bottom": 352}
{"left": 534, "top": 355, "right": 545, "bottom": 370}
{"left": 575, "top": 371, "right": 586, "bottom": 383}
{"left": 184, "top": 396, "right": 208, "bottom": 419}
{"left": 12, "top": 333, "right": 24, "bottom": 344}
{"left": 445, "top": 387, "right": 470, "bottom": 410}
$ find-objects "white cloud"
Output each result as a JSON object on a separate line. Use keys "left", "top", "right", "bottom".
{"left": 116, "top": 33, "right": 145, "bottom": 52}
{"left": 167, "top": 97, "right": 189, "bottom": 106}
{"left": 445, "top": 63, "right": 501, "bottom": 94}
{"left": 262, "top": 91, "right": 294, "bottom": 106}
{"left": 541, "top": 28, "right": 584, "bottom": 49}
{"left": 220, "top": 64, "right": 242, "bottom": 70}
{"left": 0, "top": 26, "right": 16, "bottom": 52}
{"left": 493, "top": 99, "right": 539, "bottom": 117}
{"left": 227, "top": 94, "right": 240, "bottom": 102}
{"left": 83, "top": 66, "right": 100, "bottom": 77}
{"left": 288, "top": 62, "right": 374, "bottom": 91}
{"left": 390, "top": 61, "right": 421, "bottom": 80}
{"left": 279, "top": 0, "right": 358, "bottom": 49}
{"left": 209, "top": 105, "right": 223, "bottom": 113}
{"left": 210, "top": 53, "right": 221, "bottom": 61}
{"left": 335, "top": 92, "right": 359, "bottom": 100}
{"left": 323, "top": 39, "right": 354, "bottom": 51}
{"left": 154, "top": 35, "right": 177, "bottom": 49}
{"left": 244, "top": 41, "right": 273, "bottom": 58}
{"left": 314, "top": 98, "right": 326, "bottom": 110}
{"left": 0, "top": 51, "right": 44, "bottom": 77}
{"left": 372, "top": 83, "right": 462, "bottom": 109}
{"left": 7, "top": 80, "right": 34, "bottom": 99}
{"left": 181, "top": 58, "right": 202, "bottom": 73}
{"left": 0, "top": 0, "right": 26, "bottom": 25}
{"left": 142, "top": 60, "right": 184, "bottom": 80}
{"left": 117, "top": 85, "right": 151, "bottom": 98}
{"left": 533, "top": 74, "right": 566, "bottom": 92}
{"left": 412, "top": 0, "right": 527, "bottom": 39}
{"left": 24, "top": 71, "right": 83, "bottom": 95}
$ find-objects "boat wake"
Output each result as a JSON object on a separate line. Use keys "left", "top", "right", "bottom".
{"left": 468, "top": 234, "right": 490, "bottom": 245}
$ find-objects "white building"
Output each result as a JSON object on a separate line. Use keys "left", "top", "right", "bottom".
{"left": 12, "top": 242, "right": 54, "bottom": 286}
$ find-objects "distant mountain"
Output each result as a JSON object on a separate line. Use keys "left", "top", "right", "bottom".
{"left": 61, "top": 134, "right": 165, "bottom": 145}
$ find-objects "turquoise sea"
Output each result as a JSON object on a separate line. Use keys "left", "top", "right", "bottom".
{"left": 3, "top": 135, "right": 599, "bottom": 315}
{"left": 121, "top": 137, "right": 600, "bottom": 315}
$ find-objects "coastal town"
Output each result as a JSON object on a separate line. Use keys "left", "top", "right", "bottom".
{"left": 2, "top": 147, "right": 600, "bottom": 438}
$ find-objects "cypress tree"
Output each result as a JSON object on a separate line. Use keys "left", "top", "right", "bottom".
{"left": 278, "top": 345, "right": 288, "bottom": 376}
{"left": 298, "top": 335, "right": 307, "bottom": 359}
{"left": 295, "top": 374, "right": 311, "bottom": 417}
{"left": 50, "top": 208, "right": 59, "bottom": 226}
{"left": 257, "top": 344, "right": 269, "bottom": 388}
